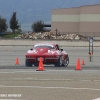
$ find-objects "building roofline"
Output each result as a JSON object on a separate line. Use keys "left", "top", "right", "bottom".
{"left": 52, "top": 6, "right": 80, "bottom": 10}
{"left": 52, "top": 3, "right": 100, "bottom": 10}
{"left": 80, "top": 3, "right": 100, "bottom": 7}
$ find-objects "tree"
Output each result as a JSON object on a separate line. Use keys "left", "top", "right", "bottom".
{"left": 10, "top": 12, "right": 19, "bottom": 33}
{"left": 0, "top": 16, "right": 8, "bottom": 32}
{"left": 31, "top": 20, "right": 45, "bottom": 32}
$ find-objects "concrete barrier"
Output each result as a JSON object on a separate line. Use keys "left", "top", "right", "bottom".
{"left": 0, "top": 39, "right": 100, "bottom": 47}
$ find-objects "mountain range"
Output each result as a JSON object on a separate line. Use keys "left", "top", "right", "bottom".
{"left": 0, "top": 0, "right": 100, "bottom": 31}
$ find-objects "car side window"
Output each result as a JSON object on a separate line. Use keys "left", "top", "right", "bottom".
{"left": 49, "top": 46, "right": 54, "bottom": 49}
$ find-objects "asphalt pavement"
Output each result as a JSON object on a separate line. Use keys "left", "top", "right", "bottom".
{"left": 0, "top": 46, "right": 100, "bottom": 100}
{"left": 0, "top": 46, "right": 100, "bottom": 69}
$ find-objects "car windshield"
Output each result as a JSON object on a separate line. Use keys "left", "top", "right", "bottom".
{"left": 34, "top": 45, "right": 55, "bottom": 49}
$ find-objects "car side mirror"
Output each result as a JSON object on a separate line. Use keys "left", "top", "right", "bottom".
{"left": 61, "top": 49, "right": 63, "bottom": 51}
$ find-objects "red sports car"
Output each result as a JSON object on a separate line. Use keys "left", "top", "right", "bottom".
{"left": 25, "top": 43, "right": 69, "bottom": 67}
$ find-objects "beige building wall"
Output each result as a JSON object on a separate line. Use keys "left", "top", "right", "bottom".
{"left": 79, "top": 5, "right": 100, "bottom": 34}
{"left": 51, "top": 4, "right": 100, "bottom": 36}
{"left": 51, "top": 7, "right": 80, "bottom": 32}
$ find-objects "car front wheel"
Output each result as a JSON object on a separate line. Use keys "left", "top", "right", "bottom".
{"left": 63, "top": 57, "right": 69, "bottom": 67}
{"left": 54, "top": 56, "right": 63, "bottom": 67}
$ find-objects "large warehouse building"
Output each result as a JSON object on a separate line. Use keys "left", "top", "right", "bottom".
{"left": 51, "top": 4, "right": 100, "bottom": 36}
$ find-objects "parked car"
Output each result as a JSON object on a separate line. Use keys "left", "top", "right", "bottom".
{"left": 25, "top": 42, "right": 69, "bottom": 67}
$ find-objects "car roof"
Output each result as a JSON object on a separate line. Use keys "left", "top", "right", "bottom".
{"left": 34, "top": 42, "right": 57, "bottom": 46}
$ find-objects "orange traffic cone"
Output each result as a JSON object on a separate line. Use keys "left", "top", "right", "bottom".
{"left": 76, "top": 58, "right": 81, "bottom": 70}
{"left": 36, "top": 57, "right": 44, "bottom": 71}
{"left": 81, "top": 59, "right": 85, "bottom": 65}
{"left": 15, "top": 57, "right": 19, "bottom": 65}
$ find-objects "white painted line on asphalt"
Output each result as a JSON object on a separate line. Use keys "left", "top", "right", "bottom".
{"left": 94, "top": 80, "right": 100, "bottom": 81}
{"left": 82, "top": 80, "right": 100, "bottom": 82}
{"left": 0, "top": 76, "right": 100, "bottom": 82}
{"left": 12, "top": 78, "right": 34, "bottom": 80}
{"left": 0, "top": 99, "right": 23, "bottom": 100}
{"left": 0, "top": 85, "right": 100, "bottom": 91}
{"left": 0, "top": 70, "right": 98, "bottom": 73}
{"left": 32, "top": 79, "right": 73, "bottom": 81}
{"left": 9, "top": 78, "right": 100, "bottom": 82}
{"left": 81, "top": 80, "right": 91, "bottom": 82}
{"left": 13, "top": 78, "right": 23, "bottom": 80}
{"left": 24, "top": 78, "right": 33, "bottom": 80}
{"left": 12, "top": 78, "right": 73, "bottom": 81}
{"left": 0, "top": 70, "right": 73, "bottom": 74}
{"left": 0, "top": 71, "right": 36, "bottom": 73}
{"left": 0, "top": 72, "right": 15, "bottom": 73}
{"left": 93, "top": 98, "right": 100, "bottom": 100}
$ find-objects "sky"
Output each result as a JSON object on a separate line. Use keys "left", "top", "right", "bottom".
{"left": 0, "top": 0, "right": 100, "bottom": 31}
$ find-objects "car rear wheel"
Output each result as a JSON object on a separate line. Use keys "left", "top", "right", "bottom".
{"left": 54, "top": 56, "right": 62, "bottom": 67}
{"left": 25, "top": 59, "right": 32, "bottom": 67}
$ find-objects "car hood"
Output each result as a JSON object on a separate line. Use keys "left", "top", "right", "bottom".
{"left": 27, "top": 48, "right": 59, "bottom": 55}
